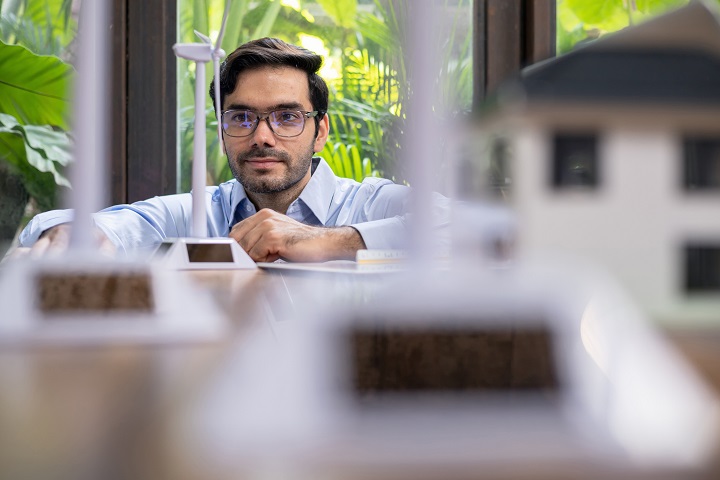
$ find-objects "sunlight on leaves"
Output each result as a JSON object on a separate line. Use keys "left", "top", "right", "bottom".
{"left": 557, "top": 0, "right": 706, "bottom": 53}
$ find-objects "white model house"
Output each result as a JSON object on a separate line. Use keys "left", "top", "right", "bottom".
{"left": 470, "top": 0, "right": 720, "bottom": 326}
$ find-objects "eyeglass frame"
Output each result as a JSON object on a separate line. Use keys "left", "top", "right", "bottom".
{"left": 220, "top": 108, "right": 326, "bottom": 138}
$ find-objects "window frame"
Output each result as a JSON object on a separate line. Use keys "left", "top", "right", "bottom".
{"left": 110, "top": 0, "right": 177, "bottom": 204}
{"left": 473, "top": 0, "right": 556, "bottom": 108}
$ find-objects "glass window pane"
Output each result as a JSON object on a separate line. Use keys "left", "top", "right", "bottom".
{"left": 0, "top": 1, "right": 77, "bottom": 242}
{"left": 557, "top": 0, "right": 691, "bottom": 55}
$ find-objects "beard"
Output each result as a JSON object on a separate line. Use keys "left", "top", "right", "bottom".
{"left": 228, "top": 146, "right": 314, "bottom": 194}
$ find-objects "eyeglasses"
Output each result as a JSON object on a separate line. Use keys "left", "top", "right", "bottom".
{"left": 220, "top": 109, "right": 325, "bottom": 138}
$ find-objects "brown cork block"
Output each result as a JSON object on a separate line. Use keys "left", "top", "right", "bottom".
{"left": 36, "top": 273, "right": 155, "bottom": 314}
{"left": 352, "top": 327, "right": 557, "bottom": 394}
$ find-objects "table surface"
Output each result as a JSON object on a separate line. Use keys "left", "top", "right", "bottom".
{"left": 0, "top": 266, "right": 719, "bottom": 480}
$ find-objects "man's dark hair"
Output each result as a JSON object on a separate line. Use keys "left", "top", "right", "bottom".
{"left": 210, "top": 37, "right": 328, "bottom": 134}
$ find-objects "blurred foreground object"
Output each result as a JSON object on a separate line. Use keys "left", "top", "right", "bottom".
{"left": 176, "top": 261, "right": 720, "bottom": 478}
{"left": 0, "top": 0, "right": 227, "bottom": 345}
{"left": 470, "top": 0, "right": 720, "bottom": 327}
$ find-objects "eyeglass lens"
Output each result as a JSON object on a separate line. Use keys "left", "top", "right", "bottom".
{"left": 222, "top": 110, "right": 307, "bottom": 137}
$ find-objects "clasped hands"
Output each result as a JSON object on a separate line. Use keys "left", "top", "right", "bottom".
{"left": 10, "top": 209, "right": 365, "bottom": 263}
{"left": 229, "top": 208, "right": 365, "bottom": 262}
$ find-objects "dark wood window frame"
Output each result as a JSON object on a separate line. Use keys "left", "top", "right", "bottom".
{"left": 474, "top": 0, "right": 556, "bottom": 109}
{"left": 110, "top": 0, "right": 553, "bottom": 204}
{"left": 110, "top": 0, "right": 177, "bottom": 205}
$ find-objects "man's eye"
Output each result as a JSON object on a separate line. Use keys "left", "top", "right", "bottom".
{"left": 231, "top": 113, "right": 255, "bottom": 127}
{"left": 278, "top": 111, "right": 301, "bottom": 123}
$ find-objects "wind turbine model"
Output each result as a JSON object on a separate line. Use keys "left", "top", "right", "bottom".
{"left": 160, "top": 0, "right": 255, "bottom": 269}
{"left": 0, "top": 0, "right": 227, "bottom": 345}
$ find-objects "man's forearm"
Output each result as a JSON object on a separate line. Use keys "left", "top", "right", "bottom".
{"left": 319, "top": 226, "right": 366, "bottom": 260}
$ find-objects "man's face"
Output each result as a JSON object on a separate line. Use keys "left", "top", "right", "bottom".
{"left": 222, "top": 66, "right": 329, "bottom": 195}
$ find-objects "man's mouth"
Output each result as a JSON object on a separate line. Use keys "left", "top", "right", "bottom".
{"left": 245, "top": 157, "right": 282, "bottom": 168}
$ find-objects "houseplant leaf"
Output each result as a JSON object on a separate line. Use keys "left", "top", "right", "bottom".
{"left": 0, "top": 39, "right": 73, "bottom": 129}
{"left": 0, "top": 130, "right": 60, "bottom": 211}
{"left": 0, "top": 112, "right": 71, "bottom": 210}
{"left": 10, "top": 123, "right": 71, "bottom": 187}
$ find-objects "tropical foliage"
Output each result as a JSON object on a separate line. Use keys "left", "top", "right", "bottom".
{"left": 0, "top": 109, "right": 71, "bottom": 211}
{"left": 557, "top": 0, "right": 715, "bottom": 54}
{"left": 0, "top": 0, "right": 75, "bottom": 211}
{"left": 177, "top": 0, "right": 473, "bottom": 190}
{"left": 0, "top": 0, "right": 712, "bottom": 216}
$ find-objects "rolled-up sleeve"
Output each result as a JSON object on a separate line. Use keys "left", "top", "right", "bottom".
{"left": 90, "top": 196, "right": 189, "bottom": 255}
{"left": 347, "top": 179, "right": 450, "bottom": 251}
{"left": 19, "top": 193, "right": 196, "bottom": 255}
{"left": 19, "top": 209, "right": 74, "bottom": 246}
{"left": 351, "top": 216, "right": 408, "bottom": 250}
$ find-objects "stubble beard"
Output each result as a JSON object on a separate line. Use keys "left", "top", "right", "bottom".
{"left": 229, "top": 146, "right": 314, "bottom": 194}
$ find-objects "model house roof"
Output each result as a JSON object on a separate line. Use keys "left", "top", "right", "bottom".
{"left": 520, "top": 49, "right": 720, "bottom": 105}
{"left": 504, "top": 1, "right": 720, "bottom": 107}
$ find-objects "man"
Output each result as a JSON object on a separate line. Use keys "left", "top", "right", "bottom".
{"left": 19, "top": 38, "right": 445, "bottom": 262}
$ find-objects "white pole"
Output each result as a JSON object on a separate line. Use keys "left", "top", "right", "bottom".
{"left": 405, "top": 1, "right": 439, "bottom": 261}
{"left": 68, "top": 0, "right": 109, "bottom": 251}
{"left": 213, "top": 56, "right": 223, "bottom": 145}
{"left": 213, "top": 1, "right": 232, "bottom": 143}
{"left": 192, "top": 61, "right": 208, "bottom": 238}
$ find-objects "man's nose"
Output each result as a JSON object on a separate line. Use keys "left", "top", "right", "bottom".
{"left": 250, "top": 118, "right": 276, "bottom": 147}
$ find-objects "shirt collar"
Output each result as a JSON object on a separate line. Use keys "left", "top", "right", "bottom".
{"left": 296, "top": 158, "right": 336, "bottom": 226}
{"left": 222, "top": 157, "right": 337, "bottom": 226}
{"left": 219, "top": 180, "right": 250, "bottom": 226}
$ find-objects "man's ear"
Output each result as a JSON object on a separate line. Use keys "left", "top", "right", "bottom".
{"left": 313, "top": 113, "right": 330, "bottom": 153}
{"left": 219, "top": 129, "right": 226, "bottom": 155}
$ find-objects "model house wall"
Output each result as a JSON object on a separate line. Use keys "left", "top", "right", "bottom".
{"left": 472, "top": 1, "right": 720, "bottom": 326}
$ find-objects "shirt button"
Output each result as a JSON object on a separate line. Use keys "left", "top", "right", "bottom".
{"left": 245, "top": 205, "right": 252, "bottom": 211}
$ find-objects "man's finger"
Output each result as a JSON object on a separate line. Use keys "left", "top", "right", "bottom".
{"left": 246, "top": 234, "right": 280, "bottom": 262}
{"left": 230, "top": 214, "right": 274, "bottom": 253}
{"left": 30, "top": 236, "right": 51, "bottom": 258}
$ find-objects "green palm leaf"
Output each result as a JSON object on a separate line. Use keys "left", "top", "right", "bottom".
{"left": 0, "top": 40, "right": 73, "bottom": 129}
{"left": 316, "top": 0, "right": 357, "bottom": 28}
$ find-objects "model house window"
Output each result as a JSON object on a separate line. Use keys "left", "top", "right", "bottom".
{"left": 685, "top": 245, "right": 720, "bottom": 292}
{"left": 552, "top": 134, "right": 599, "bottom": 188}
{"left": 683, "top": 137, "right": 720, "bottom": 190}
{"left": 489, "top": 137, "right": 511, "bottom": 198}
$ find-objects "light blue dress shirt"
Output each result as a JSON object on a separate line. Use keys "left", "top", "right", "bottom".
{"left": 20, "top": 159, "right": 443, "bottom": 256}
